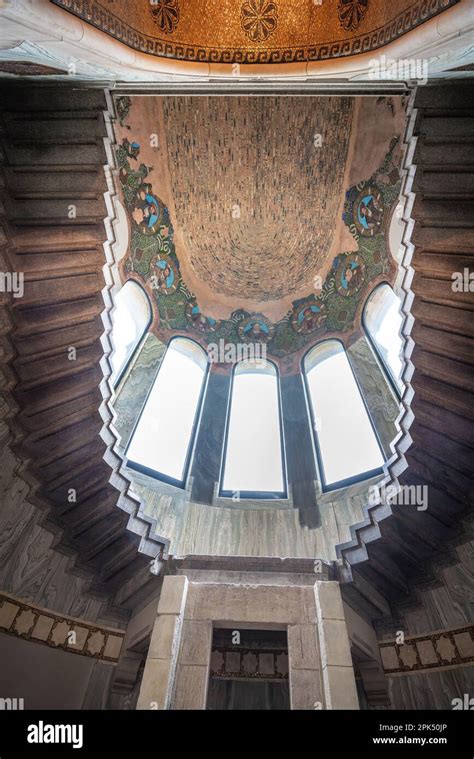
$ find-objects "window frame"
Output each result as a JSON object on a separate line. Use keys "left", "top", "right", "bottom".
{"left": 302, "top": 338, "right": 385, "bottom": 493}
{"left": 219, "top": 358, "right": 288, "bottom": 500}
{"left": 125, "top": 335, "right": 210, "bottom": 489}
{"left": 362, "top": 281, "right": 405, "bottom": 400}
{"left": 110, "top": 279, "right": 153, "bottom": 389}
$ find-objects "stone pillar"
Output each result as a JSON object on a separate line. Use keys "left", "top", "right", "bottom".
{"left": 172, "top": 619, "right": 213, "bottom": 709}
{"left": 280, "top": 373, "right": 319, "bottom": 524}
{"left": 137, "top": 576, "right": 188, "bottom": 710}
{"left": 189, "top": 367, "right": 231, "bottom": 505}
{"left": 288, "top": 623, "right": 323, "bottom": 709}
{"left": 358, "top": 660, "right": 392, "bottom": 709}
{"left": 314, "top": 581, "right": 359, "bottom": 710}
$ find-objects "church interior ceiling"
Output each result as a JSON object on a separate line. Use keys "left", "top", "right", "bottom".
{"left": 51, "top": 0, "right": 459, "bottom": 64}
{"left": 115, "top": 94, "right": 406, "bottom": 366}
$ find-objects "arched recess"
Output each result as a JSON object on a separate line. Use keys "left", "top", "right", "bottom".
{"left": 220, "top": 359, "right": 287, "bottom": 499}
{"left": 109, "top": 280, "right": 152, "bottom": 386}
{"left": 303, "top": 340, "right": 385, "bottom": 491}
{"left": 126, "top": 337, "right": 209, "bottom": 488}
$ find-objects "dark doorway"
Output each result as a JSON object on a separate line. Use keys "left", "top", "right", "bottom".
{"left": 207, "top": 628, "right": 290, "bottom": 710}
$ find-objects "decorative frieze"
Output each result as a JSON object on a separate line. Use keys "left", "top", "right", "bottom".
{"left": 379, "top": 625, "right": 474, "bottom": 676}
{"left": 0, "top": 592, "right": 124, "bottom": 663}
{"left": 51, "top": 0, "right": 459, "bottom": 65}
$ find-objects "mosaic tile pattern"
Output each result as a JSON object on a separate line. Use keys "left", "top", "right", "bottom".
{"left": 162, "top": 96, "right": 354, "bottom": 302}
{"left": 115, "top": 96, "right": 402, "bottom": 359}
{"left": 51, "top": 0, "right": 459, "bottom": 64}
{"left": 338, "top": 0, "right": 369, "bottom": 32}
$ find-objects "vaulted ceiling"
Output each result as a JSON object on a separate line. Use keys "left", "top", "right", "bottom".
{"left": 163, "top": 96, "right": 354, "bottom": 305}
{"left": 51, "top": 0, "right": 460, "bottom": 65}
{"left": 115, "top": 93, "right": 406, "bottom": 362}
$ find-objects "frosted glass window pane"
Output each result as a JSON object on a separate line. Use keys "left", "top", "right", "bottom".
{"left": 305, "top": 342, "right": 384, "bottom": 487}
{"left": 110, "top": 281, "right": 151, "bottom": 383}
{"left": 126, "top": 338, "right": 207, "bottom": 484}
{"left": 222, "top": 360, "right": 285, "bottom": 495}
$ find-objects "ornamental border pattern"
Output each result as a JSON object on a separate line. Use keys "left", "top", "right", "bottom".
{"left": 379, "top": 624, "right": 474, "bottom": 676}
{"left": 114, "top": 124, "right": 401, "bottom": 359}
{"left": 0, "top": 592, "right": 124, "bottom": 663}
{"left": 50, "top": 0, "right": 459, "bottom": 65}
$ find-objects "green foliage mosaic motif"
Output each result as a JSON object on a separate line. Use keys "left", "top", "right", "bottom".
{"left": 116, "top": 134, "right": 401, "bottom": 358}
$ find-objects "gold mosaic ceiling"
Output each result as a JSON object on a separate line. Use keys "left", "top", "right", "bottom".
{"left": 52, "top": 0, "right": 459, "bottom": 64}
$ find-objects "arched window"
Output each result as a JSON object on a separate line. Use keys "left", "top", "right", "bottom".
{"left": 363, "top": 283, "right": 404, "bottom": 396}
{"left": 220, "top": 359, "right": 286, "bottom": 498}
{"left": 126, "top": 337, "right": 208, "bottom": 487}
{"left": 303, "top": 341, "right": 384, "bottom": 490}
{"left": 110, "top": 280, "right": 151, "bottom": 385}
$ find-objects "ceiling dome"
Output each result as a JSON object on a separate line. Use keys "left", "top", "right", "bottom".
{"left": 163, "top": 96, "right": 354, "bottom": 303}
{"left": 52, "top": 0, "right": 460, "bottom": 66}
{"left": 115, "top": 93, "right": 405, "bottom": 361}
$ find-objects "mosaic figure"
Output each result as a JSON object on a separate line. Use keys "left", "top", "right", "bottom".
{"left": 185, "top": 300, "right": 220, "bottom": 333}
{"left": 291, "top": 298, "right": 326, "bottom": 334}
{"left": 335, "top": 253, "right": 366, "bottom": 297}
{"left": 122, "top": 138, "right": 140, "bottom": 161}
{"left": 115, "top": 96, "right": 131, "bottom": 128}
{"left": 354, "top": 185, "right": 384, "bottom": 237}
{"left": 238, "top": 314, "right": 275, "bottom": 343}
{"left": 134, "top": 187, "right": 166, "bottom": 235}
{"left": 150, "top": 254, "right": 179, "bottom": 295}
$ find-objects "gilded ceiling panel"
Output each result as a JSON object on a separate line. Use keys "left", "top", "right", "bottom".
{"left": 51, "top": 0, "right": 459, "bottom": 64}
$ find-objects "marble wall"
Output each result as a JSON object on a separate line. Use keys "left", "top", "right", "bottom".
{"left": 0, "top": 412, "right": 119, "bottom": 626}
{"left": 388, "top": 667, "right": 474, "bottom": 711}
{"left": 0, "top": 632, "right": 114, "bottom": 710}
{"left": 347, "top": 336, "right": 401, "bottom": 458}
{"left": 398, "top": 538, "right": 474, "bottom": 637}
{"left": 377, "top": 526, "right": 474, "bottom": 710}
{"left": 132, "top": 471, "right": 377, "bottom": 561}
{"left": 112, "top": 333, "right": 166, "bottom": 449}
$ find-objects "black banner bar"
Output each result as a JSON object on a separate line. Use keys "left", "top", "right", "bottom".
{"left": 0, "top": 709, "right": 472, "bottom": 758}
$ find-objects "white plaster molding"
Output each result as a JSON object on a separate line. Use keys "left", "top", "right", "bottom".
{"left": 98, "top": 89, "right": 170, "bottom": 560}
{"left": 336, "top": 87, "right": 418, "bottom": 575}
{"left": 0, "top": 0, "right": 472, "bottom": 82}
